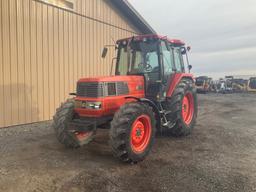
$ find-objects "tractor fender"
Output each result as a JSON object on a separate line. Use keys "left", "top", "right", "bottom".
{"left": 125, "top": 96, "right": 161, "bottom": 128}
{"left": 167, "top": 73, "right": 194, "bottom": 97}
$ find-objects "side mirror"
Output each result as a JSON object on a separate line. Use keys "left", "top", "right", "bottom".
{"left": 101, "top": 47, "right": 108, "bottom": 58}
{"left": 188, "top": 65, "right": 192, "bottom": 71}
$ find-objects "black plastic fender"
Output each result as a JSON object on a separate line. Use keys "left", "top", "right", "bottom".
{"left": 125, "top": 96, "right": 161, "bottom": 129}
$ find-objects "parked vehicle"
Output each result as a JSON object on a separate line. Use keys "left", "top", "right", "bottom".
{"left": 195, "top": 76, "right": 211, "bottom": 93}
{"left": 232, "top": 79, "right": 247, "bottom": 92}
{"left": 215, "top": 79, "right": 232, "bottom": 94}
{"left": 52, "top": 34, "right": 198, "bottom": 163}
{"left": 247, "top": 77, "right": 256, "bottom": 92}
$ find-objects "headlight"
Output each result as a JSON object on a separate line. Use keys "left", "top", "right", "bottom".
{"left": 85, "top": 101, "right": 102, "bottom": 110}
{"left": 75, "top": 101, "right": 102, "bottom": 110}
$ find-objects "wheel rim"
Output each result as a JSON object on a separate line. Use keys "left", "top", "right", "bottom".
{"left": 75, "top": 131, "right": 93, "bottom": 141}
{"left": 182, "top": 93, "right": 194, "bottom": 125}
{"left": 130, "top": 115, "right": 152, "bottom": 153}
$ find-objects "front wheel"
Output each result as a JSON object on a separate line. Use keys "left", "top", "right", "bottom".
{"left": 52, "top": 100, "right": 94, "bottom": 148}
{"left": 110, "top": 102, "right": 156, "bottom": 163}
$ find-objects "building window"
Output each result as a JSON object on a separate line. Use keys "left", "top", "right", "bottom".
{"left": 38, "top": 0, "right": 75, "bottom": 10}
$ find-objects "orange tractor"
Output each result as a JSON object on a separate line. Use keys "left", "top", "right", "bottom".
{"left": 53, "top": 34, "right": 198, "bottom": 163}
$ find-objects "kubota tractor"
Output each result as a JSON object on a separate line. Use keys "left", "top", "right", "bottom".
{"left": 53, "top": 34, "right": 198, "bottom": 163}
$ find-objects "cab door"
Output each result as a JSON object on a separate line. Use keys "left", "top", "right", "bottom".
{"left": 161, "top": 41, "right": 175, "bottom": 83}
{"left": 159, "top": 41, "right": 177, "bottom": 99}
{"left": 163, "top": 44, "right": 192, "bottom": 98}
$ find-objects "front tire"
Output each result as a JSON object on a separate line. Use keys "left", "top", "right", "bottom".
{"left": 110, "top": 102, "right": 156, "bottom": 163}
{"left": 52, "top": 100, "right": 94, "bottom": 148}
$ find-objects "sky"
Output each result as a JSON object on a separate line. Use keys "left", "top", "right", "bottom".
{"left": 128, "top": 0, "right": 256, "bottom": 79}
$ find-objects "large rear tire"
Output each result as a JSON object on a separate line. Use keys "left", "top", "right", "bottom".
{"left": 52, "top": 100, "right": 94, "bottom": 148}
{"left": 110, "top": 102, "right": 156, "bottom": 163}
{"left": 165, "top": 79, "right": 198, "bottom": 136}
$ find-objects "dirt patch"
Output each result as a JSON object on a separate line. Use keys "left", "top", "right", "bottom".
{"left": 0, "top": 93, "right": 256, "bottom": 192}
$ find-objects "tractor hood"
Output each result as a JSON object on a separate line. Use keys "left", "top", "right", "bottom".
{"left": 78, "top": 75, "right": 144, "bottom": 83}
{"left": 76, "top": 75, "right": 145, "bottom": 98}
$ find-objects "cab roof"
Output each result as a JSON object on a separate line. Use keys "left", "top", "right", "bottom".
{"left": 117, "top": 34, "right": 185, "bottom": 46}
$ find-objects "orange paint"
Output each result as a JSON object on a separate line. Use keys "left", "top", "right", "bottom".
{"left": 74, "top": 75, "right": 145, "bottom": 117}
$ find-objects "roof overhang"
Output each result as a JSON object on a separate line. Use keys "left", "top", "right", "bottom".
{"left": 111, "top": 0, "right": 156, "bottom": 34}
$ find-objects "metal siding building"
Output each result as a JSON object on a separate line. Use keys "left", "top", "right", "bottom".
{"left": 0, "top": 0, "right": 154, "bottom": 128}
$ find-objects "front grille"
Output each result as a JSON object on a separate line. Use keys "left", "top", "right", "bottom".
{"left": 77, "top": 81, "right": 129, "bottom": 98}
{"left": 77, "top": 82, "right": 104, "bottom": 97}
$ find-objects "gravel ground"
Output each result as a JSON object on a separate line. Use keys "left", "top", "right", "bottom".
{"left": 0, "top": 93, "right": 256, "bottom": 192}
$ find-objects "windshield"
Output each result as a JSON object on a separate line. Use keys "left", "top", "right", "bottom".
{"left": 116, "top": 39, "right": 160, "bottom": 75}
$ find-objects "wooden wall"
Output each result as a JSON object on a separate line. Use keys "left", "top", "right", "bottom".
{"left": 0, "top": 0, "right": 139, "bottom": 127}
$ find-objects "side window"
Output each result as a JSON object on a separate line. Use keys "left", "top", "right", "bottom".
{"left": 117, "top": 47, "right": 128, "bottom": 75}
{"left": 161, "top": 41, "right": 174, "bottom": 75}
{"left": 146, "top": 51, "right": 159, "bottom": 70}
{"left": 131, "top": 51, "right": 143, "bottom": 70}
{"left": 134, "top": 51, "right": 143, "bottom": 67}
{"left": 173, "top": 48, "right": 184, "bottom": 72}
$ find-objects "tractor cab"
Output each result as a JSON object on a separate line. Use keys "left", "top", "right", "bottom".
{"left": 108, "top": 35, "right": 192, "bottom": 100}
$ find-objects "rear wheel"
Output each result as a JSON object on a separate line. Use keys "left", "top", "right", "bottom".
{"left": 52, "top": 100, "right": 94, "bottom": 148}
{"left": 110, "top": 102, "right": 156, "bottom": 163}
{"left": 164, "top": 79, "right": 198, "bottom": 136}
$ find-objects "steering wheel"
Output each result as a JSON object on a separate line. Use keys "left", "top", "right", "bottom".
{"left": 138, "top": 63, "right": 153, "bottom": 72}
